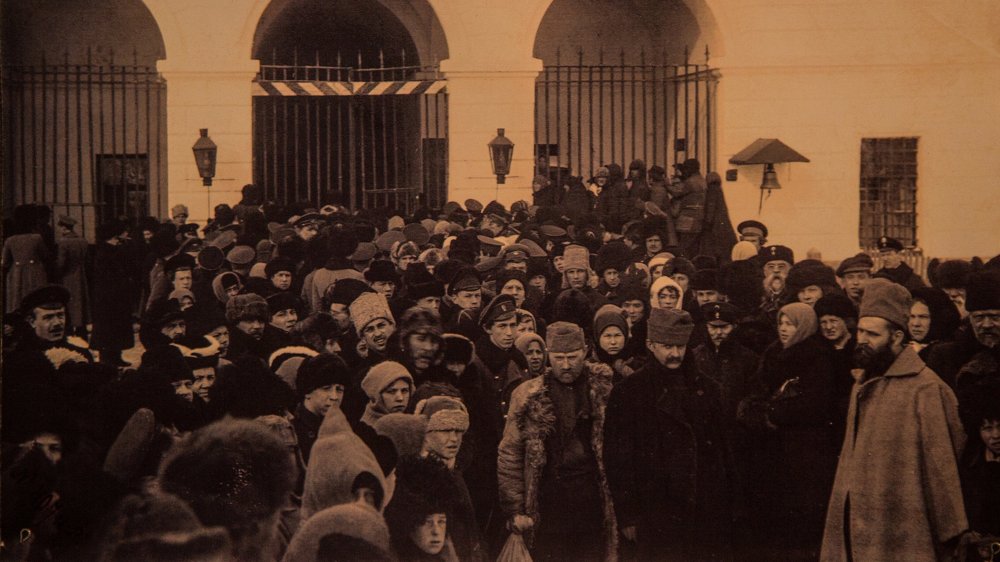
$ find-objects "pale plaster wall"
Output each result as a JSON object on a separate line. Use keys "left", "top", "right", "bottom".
{"left": 7, "top": 0, "right": 997, "bottom": 259}
{"left": 710, "top": 0, "right": 1000, "bottom": 260}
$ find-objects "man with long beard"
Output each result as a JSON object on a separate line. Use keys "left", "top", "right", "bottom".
{"left": 821, "top": 278, "right": 969, "bottom": 562}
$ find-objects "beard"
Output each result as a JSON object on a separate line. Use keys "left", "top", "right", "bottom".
{"left": 853, "top": 342, "right": 897, "bottom": 379}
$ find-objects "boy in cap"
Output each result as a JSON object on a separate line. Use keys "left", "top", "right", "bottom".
{"left": 821, "top": 278, "right": 968, "bottom": 561}
{"left": 604, "top": 307, "right": 732, "bottom": 560}
{"left": 498, "top": 321, "right": 617, "bottom": 562}
{"left": 835, "top": 253, "right": 874, "bottom": 306}
{"left": 294, "top": 353, "right": 352, "bottom": 462}
{"left": 265, "top": 257, "right": 296, "bottom": 292}
{"left": 562, "top": 244, "right": 610, "bottom": 311}
{"left": 365, "top": 259, "right": 400, "bottom": 300}
{"left": 475, "top": 294, "right": 527, "bottom": 419}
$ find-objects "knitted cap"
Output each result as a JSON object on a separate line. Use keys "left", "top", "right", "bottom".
{"left": 647, "top": 308, "right": 695, "bottom": 345}
{"left": 514, "top": 332, "right": 545, "bottom": 356}
{"left": 361, "top": 361, "right": 413, "bottom": 400}
{"left": 858, "top": 278, "right": 911, "bottom": 328}
{"left": 546, "top": 321, "right": 586, "bottom": 353}
{"left": 349, "top": 292, "right": 394, "bottom": 335}
{"left": 593, "top": 304, "right": 628, "bottom": 339}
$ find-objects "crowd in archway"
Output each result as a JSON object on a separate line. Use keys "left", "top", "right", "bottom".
{"left": 3, "top": 168, "right": 999, "bottom": 561}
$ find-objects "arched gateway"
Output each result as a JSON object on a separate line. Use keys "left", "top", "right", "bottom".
{"left": 251, "top": 0, "right": 449, "bottom": 212}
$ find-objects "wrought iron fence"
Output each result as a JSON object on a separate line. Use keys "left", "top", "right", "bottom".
{"left": 535, "top": 46, "right": 718, "bottom": 184}
{"left": 3, "top": 49, "right": 166, "bottom": 239}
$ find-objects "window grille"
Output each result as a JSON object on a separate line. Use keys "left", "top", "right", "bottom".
{"left": 859, "top": 137, "right": 918, "bottom": 248}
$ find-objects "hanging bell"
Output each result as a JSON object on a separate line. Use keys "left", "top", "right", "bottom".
{"left": 760, "top": 163, "right": 781, "bottom": 191}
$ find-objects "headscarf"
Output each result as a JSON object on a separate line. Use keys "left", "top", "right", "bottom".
{"left": 514, "top": 332, "right": 546, "bottom": 377}
{"left": 909, "top": 287, "right": 961, "bottom": 344}
{"left": 649, "top": 275, "right": 684, "bottom": 310}
{"left": 778, "top": 302, "right": 818, "bottom": 349}
{"left": 731, "top": 241, "right": 759, "bottom": 262}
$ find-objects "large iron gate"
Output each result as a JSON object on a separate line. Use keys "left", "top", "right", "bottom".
{"left": 3, "top": 49, "right": 167, "bottom": 238}
{"left": 535, "top": 47, "right": 718, "bottom": 183}
{"left": 252, "top": 54, "right": 447, "bottom": 213}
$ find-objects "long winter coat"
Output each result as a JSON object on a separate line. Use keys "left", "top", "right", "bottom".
{"left": 603, "top": 356, "right": 734, "bottom": 561}
{"left": 57, "top": 232, "right": 90, "bottom": 327}
{"left": 3, "top": 233, "right": 50, "bottom": 313}
{"left": 696, "top": 176, "right": 737, "bottom": 265}
{"left": 820, "top": 347, "right": 968, "bottom": 562}
{"left": 91, "top": 241, "right": 137, "bottom": 350}
{"left": 497, "top": 363, "right": 618, "bottom": 562}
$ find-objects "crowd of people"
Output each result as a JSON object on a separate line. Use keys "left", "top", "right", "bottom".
{"left": 2, "top": 164, "right": 998, "bottom": 562}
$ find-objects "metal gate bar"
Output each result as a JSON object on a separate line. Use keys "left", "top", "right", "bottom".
{"left": 252, "top": 53, "right": 447, "bottom": 213}
{"left": 535, "top": 47, "right": 717, "bottom": 185}
{"left": 3, "top": 49, "right": 166, "bottom": 238}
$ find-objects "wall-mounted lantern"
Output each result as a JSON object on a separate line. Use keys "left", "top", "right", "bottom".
{"left": 192, "top": 128, "right": 218, "bottom": 187}
{"left": 488, "top": 128, "right": 514, "bottom": 185}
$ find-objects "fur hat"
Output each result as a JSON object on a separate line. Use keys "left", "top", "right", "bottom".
{"left": 965, "top": 270, "right": 1000, "bottom": 313}
{"left": 266, "top": 291, "right": 300, "bottom": 315}
{"left": 158, "top": 419, "right": 295, "bottom": 533}
{"left": 664, "top": 256, "right": 697, "bottom": 279}
{"left": 814, "top": 293, "right": 858, "bottom": 321}
{"left": 296, "top": 353, "right": 351, "bottom": 397}
{"left": 384, "top": 456, "right": 460, "bottom": 554}
{"left": 596, "top": 240, "right": 630, "bottom": 275}
{"left": 786, "top": 261, "right": 838, "bottom": 293}
{"left": 930, "top": 259, "right": 973, "bottom": 290}
{"left": 361, "top": 361, "right": 413, "bottom": 401}
{"left": 415, "top": 396, "right": 469, "bottom": 433}
{"left": 858, "top": 278, "right": 911, "bottom": 329}
{"left": 546, "top": 321, "right": 586, "bottom": 353}
{"left": 325, "top": 278, "right": 372, "bottom": 307}
{"left": 283, "top": 504, "right": 392, "bottom": 562}
{"left": 442, "top": 333, "right": 475, "bottom": 365}
{"left": 690, "top": 268, "right": 719, "bottom": 291}
{"left": 99, "top": 494, "right": 232, "bottom": 562}
{"left": 225, "top": 293, "right": 267, "bottom": 323}
{"left": 398, "top": 306, "right": 443, "bottom": 343}
{"left": 365, "top": 259, "right": 400, "bottom": 284}
{"left": 562, "top": 244, "right": 591, "bottom": 272}
{"left": 268, "top": 346, "right": 319, "bottom": 388}
{"left": 647, "top": 308, "right": 695, "bottom": 345}
{"left": 403, "top": 263, "right": 444, "bottom": 300}
{"left": 350, "top": 292, "right": 394, "bottom": 335}
{"left": 373, "top": 413, "right": 428, "bottom": 458}
{"left": 593, "top": 304, "right": 628, "bottom": 340}
{"left": 264, "top": 257, "right": 295, "bottom": 279}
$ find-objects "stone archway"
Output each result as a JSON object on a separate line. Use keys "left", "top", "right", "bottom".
{"left": 250, "top": 0, "right": 450, "bottom": 211}
{"left": 2, "top": 0, "right": 168, "bottom": 233}
{"left": 531, "top": 0, "right": 723, "bottom": 181}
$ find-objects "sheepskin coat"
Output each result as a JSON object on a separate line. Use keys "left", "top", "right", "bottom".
{"left": 820, "top": 347, "right": 967, "bottom": 562}
{"left": 497, "top": 362, "right": 618, "bottom": 562}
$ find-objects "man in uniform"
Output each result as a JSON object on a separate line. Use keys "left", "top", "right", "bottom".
{"left": 736, "top": 220, "right": 768, "bottom": 250}
{"left": 873, "top": 236, "right": 924, "bottom": 290}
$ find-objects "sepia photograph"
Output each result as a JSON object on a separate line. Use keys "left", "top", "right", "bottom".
{"left": 2, "top": 0, "right": 999, "bottom": 560}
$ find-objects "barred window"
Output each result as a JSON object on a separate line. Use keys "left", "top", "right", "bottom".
{"left": 859, "top": 137, "right": 918, "bottom": 248}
